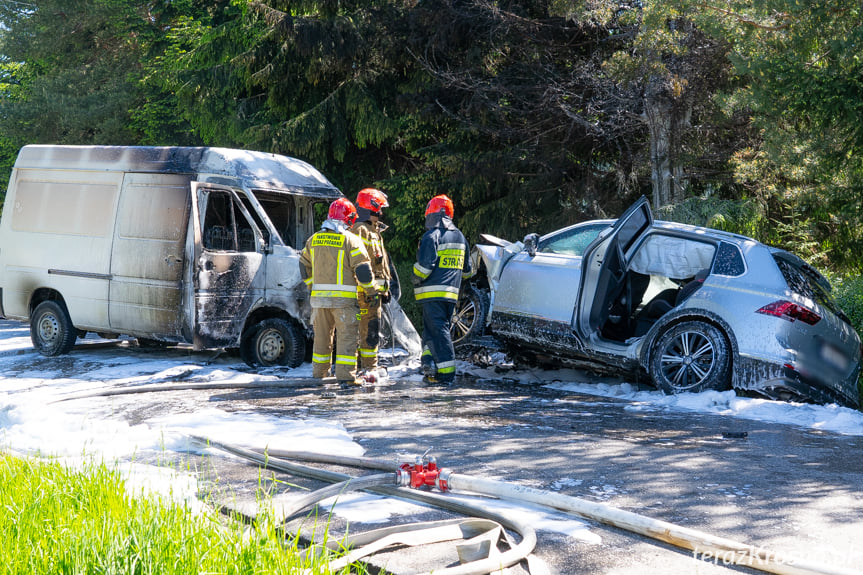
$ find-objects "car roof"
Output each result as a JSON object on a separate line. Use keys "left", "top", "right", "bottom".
{"left": 652, "top": 219, "right": 759, "bottom": 246}
{"left": 541, "top": 217, "right": 760, "bottom": 248}
{"left": 14, "top": 145, "right": 343, "bottom": 200}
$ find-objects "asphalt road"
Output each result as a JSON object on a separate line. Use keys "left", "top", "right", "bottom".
{"left": 90, "top": 353, "right": 863, "bottom": 575}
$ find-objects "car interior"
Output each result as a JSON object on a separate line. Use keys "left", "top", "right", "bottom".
{"left": 600, "top": 233, "right": 716, "bottom": 342}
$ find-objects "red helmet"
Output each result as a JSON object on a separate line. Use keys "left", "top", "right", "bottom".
{"left": 328, "top": 197, "right": 358, "bottom": 225}
{"left": 425, "top": 194, "right": 454, "bottom": 218}
{"left": 356, "top": 188, "right": 389, "bottom": 216}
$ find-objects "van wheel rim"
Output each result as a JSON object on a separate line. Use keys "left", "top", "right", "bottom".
{"left": 257, "top": 329, "right": 285, "bottom": 363}
{"left": 37, "top": 314, "right": 60, "bottom": 343}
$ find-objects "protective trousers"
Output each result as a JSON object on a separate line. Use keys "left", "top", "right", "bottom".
{"left": 311, "top": 306, "right": 360, "bottom": 381}
{"left": 357, "top": 292, "right": 382, "bottom": 370}
{"left": 420, "top": 300, "right": 457, "bottom": 383}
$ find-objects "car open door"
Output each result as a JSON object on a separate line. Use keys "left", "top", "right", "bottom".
{"left": 189, "top": 181, "right": 266, "bottom": 349}
{"left": 573, "top": 196, "right": 652, "bottom": 339}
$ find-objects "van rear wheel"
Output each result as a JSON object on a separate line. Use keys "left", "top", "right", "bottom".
{"left": 241, "top": 318, "right": 305, "bottom": 368}
{"left": 31, "top": 300, "right": 78, "bottom": 356}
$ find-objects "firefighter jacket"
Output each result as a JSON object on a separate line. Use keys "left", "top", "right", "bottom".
{"left": 300, "top": 219, "right": 375, "bottom": 308}
{"left": 350, "top": 219, "right": 391, "bottom": 292}
{"left": 412, "top": 213, "right": 473, "bottom": 302}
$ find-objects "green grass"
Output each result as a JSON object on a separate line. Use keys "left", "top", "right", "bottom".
{"left": 0, "top": 455, "right": 352, "bottom": 575}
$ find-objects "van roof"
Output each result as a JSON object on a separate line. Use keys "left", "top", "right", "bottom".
{"left": 14, "top": 145, "right": 342, "bottom": 199}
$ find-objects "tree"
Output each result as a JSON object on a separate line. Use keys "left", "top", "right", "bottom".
{"left": 0, "top": 0, "right": 199, "bottom": 150}
{"left": 551, "top": 1, "right": 738, "bottom": 209}
{"left": 391, "top": 0, "right": 644, "bottom": 246}
{"left": 156, "top": 0, "right": 421, "bottom": 255}
{"left": 701, "top": 0, "right": 863, "bottom": 269}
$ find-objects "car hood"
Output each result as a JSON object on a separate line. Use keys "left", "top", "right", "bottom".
{"left": 475, "top": 234, "right": 524, "bottom": 286}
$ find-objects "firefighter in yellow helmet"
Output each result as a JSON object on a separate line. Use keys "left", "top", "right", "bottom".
{"left": 299, "top": 198, "right": 376, "bottom": 386}
{"left": 350, "top": 188, "right": 392, "bottom": 378}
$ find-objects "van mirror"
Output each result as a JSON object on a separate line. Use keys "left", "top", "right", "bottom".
{"left": 260, "top": 237, "right": 272, "bottom": 254}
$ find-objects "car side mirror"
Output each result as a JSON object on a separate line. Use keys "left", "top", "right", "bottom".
{"left": 523, "top": 233, "right": 540, "bottom": 257}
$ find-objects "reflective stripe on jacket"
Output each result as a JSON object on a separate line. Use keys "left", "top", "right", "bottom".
{"left": 300, "top": 221, "right": 374, "bottom": 308}
{"left": 350, "top": 220, "right": 391, "bottom": 289}
{"left": 413, "top": 215, "right": 473, "bottom": 302}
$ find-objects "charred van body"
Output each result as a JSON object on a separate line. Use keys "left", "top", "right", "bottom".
{"left": 0, "top": 145, "right": 343, "bottom": 367}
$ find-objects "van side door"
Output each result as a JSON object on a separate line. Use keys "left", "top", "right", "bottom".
{"left": 189, "top": 182, "right": 266, "bottom": 349}
{"left": 109, "top": 173, "right": 191, "bottom": 338}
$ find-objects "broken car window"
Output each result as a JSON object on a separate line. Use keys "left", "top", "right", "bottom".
{"left": 202, "top": 190, "right": 258, "bottom": 252}
{"left": 251, "top": 190, "right": 294, "bottom": 247}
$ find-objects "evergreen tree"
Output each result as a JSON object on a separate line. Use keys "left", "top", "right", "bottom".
{"left": 0, "top": 1, "right": 200, "bottom": 152}
{"left": 701, "top": 0, "right": 863, "bottom": 270}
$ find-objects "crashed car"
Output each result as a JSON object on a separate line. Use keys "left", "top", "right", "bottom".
{"left": 453, "top": 197, "right": 862, "bottom": 407}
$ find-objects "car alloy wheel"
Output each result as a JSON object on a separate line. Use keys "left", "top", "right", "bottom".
{"left": 650, "top": 320, "right": 730, "bottom": 394}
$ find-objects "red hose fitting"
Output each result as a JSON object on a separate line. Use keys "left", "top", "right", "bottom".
{"left": 398, "top": 455, "right": 451, "bottom": 492}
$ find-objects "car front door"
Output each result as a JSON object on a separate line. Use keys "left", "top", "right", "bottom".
{"left": 189, "top": 182, "right": 266, "bottom": 349}
{"left": 492, "top": 223, "right": 609, "bottom": 325}
{"left": 573, "top": 197, "right": 653, "bottom": 339}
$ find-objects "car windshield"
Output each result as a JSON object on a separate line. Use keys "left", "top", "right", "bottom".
{"left": 539, "top": 223, "right": 609, "bottom": 256}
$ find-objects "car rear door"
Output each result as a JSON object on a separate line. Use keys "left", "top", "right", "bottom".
{"left": 573, "top": 197, "right": 652, "bottom": 339}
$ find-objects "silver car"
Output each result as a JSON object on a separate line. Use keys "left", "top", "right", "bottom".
{"left": 453, "top": 197, "right": 861, "bottom": 407}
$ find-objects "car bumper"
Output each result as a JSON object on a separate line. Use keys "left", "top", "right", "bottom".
{"left": 735, "top": 355, "right": 860, "bottom": 408}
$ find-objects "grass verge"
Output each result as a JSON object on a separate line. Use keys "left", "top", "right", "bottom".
{"left": 0, "top": 454, "right": 353, "bottom": 574}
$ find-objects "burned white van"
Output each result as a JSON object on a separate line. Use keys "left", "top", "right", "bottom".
{"left": 0, "top": 145, "right": 343, "bottom": 367}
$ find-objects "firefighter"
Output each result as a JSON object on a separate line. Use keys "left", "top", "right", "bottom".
{"left": 350, "top": 188, "right": 392, "bottom": 378}
{"left": 299, "top": 198, "right": 376, "bottom": 386}
{"left": 412, "top": 194, "right": 473, "bottom": 384}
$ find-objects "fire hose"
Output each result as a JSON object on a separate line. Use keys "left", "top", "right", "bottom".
{"left": 190, "top": 436, "right": 538, "bottom": 575}
{"left": 193, "top": 437, "right": 860, "bottom": 575}
{"left": 46, "top": 377, "right": 858, "bottom": 575}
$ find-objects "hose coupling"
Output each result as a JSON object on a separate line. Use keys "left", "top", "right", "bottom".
{"left": 398, "top": 455, "right": 451, "bottom": 491}
{"left": 435, "top": 468, "right": 453, "bottom": 492}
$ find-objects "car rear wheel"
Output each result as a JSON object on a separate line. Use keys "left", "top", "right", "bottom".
{"left": 649, "top": 320, "right": 730, "bottom": 394}
{"left": 452, "top": 284, "right": 489, "bottom": 346}
{"left": 241, "top": 318, "right": 305, "bottom": 368}
{"left": 31, "top": 300, "right": 78, "bottom": 356}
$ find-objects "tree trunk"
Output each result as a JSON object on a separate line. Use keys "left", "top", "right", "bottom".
{"left": 644, "top": 83, "right": 690, "bottom": 209}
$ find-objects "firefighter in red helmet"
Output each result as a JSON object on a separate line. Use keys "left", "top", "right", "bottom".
{"left": 412, "top": 194, "right": 473, "bottom": 384}
{"left": 350, "top": 188, "right": 392, "bottom": 378}
{"left": 300, "top": 197, "right": 376, "bottom": 386}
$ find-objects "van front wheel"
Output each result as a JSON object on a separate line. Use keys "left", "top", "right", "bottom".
{"left": 31, "top": 301, "right": 78, "bottom": 356}
{"left": 241, "top": 318, "right": 305, "bottom": 368}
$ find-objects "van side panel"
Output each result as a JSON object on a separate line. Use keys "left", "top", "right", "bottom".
{"left": 1, "top": 168, "right": 120, "bottom": 328}
{"left": 108, "top": 173, "right": 191, "bottom": 338}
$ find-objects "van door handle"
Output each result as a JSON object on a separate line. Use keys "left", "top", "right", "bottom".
{"left": 164, "top": 255, "right": 182, "bottom": 264}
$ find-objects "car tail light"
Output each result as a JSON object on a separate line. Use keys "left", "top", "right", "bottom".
{"left": 756, "top": 300, "right": 821, "bottom": 325}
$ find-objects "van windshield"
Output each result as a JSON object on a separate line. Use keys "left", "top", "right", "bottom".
{"left": 251, "top": 190, "right": 295, "bottom": 247}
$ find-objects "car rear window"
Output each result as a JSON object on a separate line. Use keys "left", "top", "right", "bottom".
{"left": 773, "top": 255, "right": 846, "bottom": 319}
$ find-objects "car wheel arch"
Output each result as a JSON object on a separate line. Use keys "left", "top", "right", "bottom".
{"left": 640, "top": 309, "right": 739, "bottom": 377}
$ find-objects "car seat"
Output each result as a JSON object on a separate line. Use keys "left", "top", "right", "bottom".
{"left": 676, "top": 268, "right": 710, "bottom": 305}
{"left": 632, "top": 268, "right": 710, "bottom": 337}
{"left": 603, "top": 271, "right": 651, "bottom": 340}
